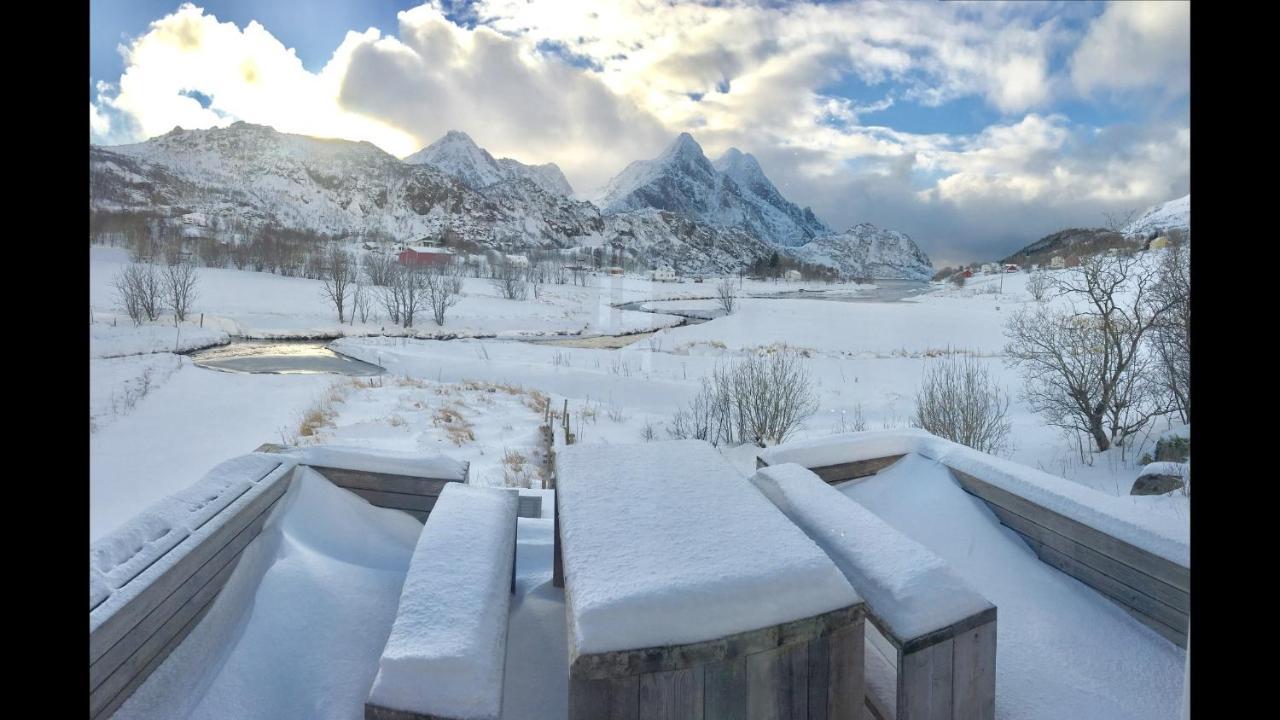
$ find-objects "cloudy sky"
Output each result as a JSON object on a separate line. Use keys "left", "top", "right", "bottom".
{"left": 89, "top": 0, "right": 1190, "bottom": 265}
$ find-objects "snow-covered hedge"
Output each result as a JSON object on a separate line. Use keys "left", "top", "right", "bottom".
{"left": 760, "top": 430, "right": 1189, "bottom": 566}
{"left": 368, "top": 484, "right": 518, "bottom": 720}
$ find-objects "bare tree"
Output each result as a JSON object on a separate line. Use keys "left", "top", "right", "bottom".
{"left": 1026, "top": 270, "right": 1051, "bottom": 302}
{"left": 1150, "top": 236, "right": 1190, "bottom": 422}
{"left": 913, "top": 354, "right": 1012, "bottom": 454}
{"left": 163, "top": 261, "right": 200, "bottom": 322}
{"left": 364, "top": 252, "right": 398, "bottom": 287}
{"left": 378, "top": 264, "right": 405, "bottom": 325}
{"left": 1005, "top": 253, "right": 1176, "bottom": 452}
{"left": 1103, "top": 208, "right": 1138, "bottom": 233}
{"left": 717, "top": 277, "right": 739, "bottom": 314}
{"left": 114, "top": 262, "right": 164, "bottom": 324}
{"left": 319, "top": 245, "right": 357, "bottom": 323}
{"left": 669, "top": 347, "right": 818, "bottom": 447}
{"left": 422, "top": 263, "right": 464, "bottom": 326}
{"left": 491, "top": 259, "right": 528, "bottom": 300}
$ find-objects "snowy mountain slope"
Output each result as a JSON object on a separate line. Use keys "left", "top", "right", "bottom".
{"left": 713, "top": 148, "right": 831, "bottom": 246}
{"left": 93, "top": 122, "right": 597, "bottom": 247}
{"left": 405, "top": 130, "right": 573, "bottom": 197}
{"left": 597, "top": 134, "right": 829, "bottom": 247}
{"left": 604, "top": 209, "right": 777, "bottom": 276}
{"left": 786, "top": 223, "right": 933, "bottom": 281}
{"left": 1123, "top": 194, "right": 1190, "bottom": 239}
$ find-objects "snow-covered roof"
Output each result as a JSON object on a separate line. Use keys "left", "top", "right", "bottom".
{"left": 555, "top": 439, "right": 860, "bottom": 654}
{"left": 749, "top": 463, "right": 993, "bottom": 642}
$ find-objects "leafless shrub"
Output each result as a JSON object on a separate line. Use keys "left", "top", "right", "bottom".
{"left": 668, "top": 347, "right": 818, "bottom": 447}
{"left": 492, "top": 260, "right": 528, "bottom": 300}
{"left": 1005, "top": 253, "right": 1175, "bottom": 453}
{"left": 717, "top": 277, "right": 739, "bottom": 314}
{"left": 640, "top": 421, "right": 658, "bottom": 441}
{"left": 364, "top": 252, "right": 398, "bottom": 287}
{"left": 913, "top": 354, "right": 1012, "bottom": 454}
{"left": 163, "top": 261, "right": 199, "bottom": 322}
{"left": 114, "top": 262, "right": 164, "bottom": 324}
{"left": 422, "top": 264, "right": 464, "bottom": 326}
{"left": 1026, "top": 270, "right": 1051, "bottom": 302}
{"left": 319, "top": 245, "right": 357, "bottom": 323}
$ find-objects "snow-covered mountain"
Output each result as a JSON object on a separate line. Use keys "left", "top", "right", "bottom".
{"left": 90, "top": 123, "right": 770, "bottom": 276}
{"left": 598, "top": 133, "right": 830, "bottom": 247}
{"left": 786, "top": 223, "right": 934, "bottom": 281}
{"left": 712, "top": 148, "right": 831, "bottom": 246}
{"left": 89, "top": 122, "right": 932, "bottom": 279}
{"left": 1123, "top": 194, "right": 1190, "bottom": 239}
{"left": 404, "top": 130, "right": 573, "bottom": 197}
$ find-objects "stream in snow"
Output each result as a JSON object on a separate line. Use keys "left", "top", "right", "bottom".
{"left": 189, "top": 340, "right": 385, "bottom": 376}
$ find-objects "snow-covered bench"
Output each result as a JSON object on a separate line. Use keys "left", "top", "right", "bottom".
{"left": 255, "top": 444, "right": 469, "bottom": 521}
{"left": 555, "top": 439, "right": 868, "bottom": 720}
{"left": 89, "top": 453, "right": 296, "bottom": 720}
{"left": 366, "top": 484, "right": 519, "bottom": 720}
{"left": 750, "top": 463, "right": 997, "bottom": 720}
{"left": 759, "top": 430, "right": 1190, "bottom": 648}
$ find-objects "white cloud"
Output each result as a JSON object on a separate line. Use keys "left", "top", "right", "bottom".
{"left": 1071, "top": 1, "right": 1190, "bottom": 97}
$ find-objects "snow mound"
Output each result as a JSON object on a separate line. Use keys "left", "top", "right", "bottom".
{"left": 369, "top": 484, "right": 518, "bottom": 720}
{"left": 749, "top": 463, "right": 993, "bottom": 642}
{"left": 113, "top": 468, "right": 422, "bottom": 720}
{"left": 761, "top": 430, "right": 1189, "bottom": 566}
{"left": 555, "top": 439, "right": 860, "bottom": 654}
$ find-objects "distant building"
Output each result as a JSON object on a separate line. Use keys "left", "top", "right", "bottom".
{"left": 981, "top": 263, "right": 998, "bottom": 274}
{"left": 504, "top": 254, "right": 529, "bottom": 268}
{"left": 649, "top": 267, "right": 676, "bottom": 282}
{"left": 1004, "top": 264, "right": 1020, "bottom": 273}
{"left": 1148, "top": 236, "right": 1170, "bottom": 251}
{"left": 784, "top": 269, "right": 803, "bottom": 282}
{"left": 410, "top": 236, "right": 445, "bottom": 248}
{"left": 398, "top": 247, "right": 454, "bottom": 267}
{"left": 607, "top": 266, "right": 625, "bottom": 276}
{"left": 1050, "top": 256, "right": 1065, "bottom": 269}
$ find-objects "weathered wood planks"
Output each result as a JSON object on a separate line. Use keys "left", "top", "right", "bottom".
{"left": 759, "top": 455, "right": 907, "bottom": 485}
{"left": 569, "top": 605, "right": 866, "bottom": 720}
{"left": 89, "top": 461, "right": 292, "bottom": 720}
{"left": 948, "top": 467, "right": 1188, "bottom": 647}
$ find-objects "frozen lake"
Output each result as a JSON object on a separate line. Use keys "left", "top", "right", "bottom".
{"left": 190, "top": 341, "right": 385, "bottom": 376}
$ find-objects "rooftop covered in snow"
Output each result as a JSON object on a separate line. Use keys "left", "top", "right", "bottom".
{"left": 554, "top": 439, "right": 861, "bottom": 655}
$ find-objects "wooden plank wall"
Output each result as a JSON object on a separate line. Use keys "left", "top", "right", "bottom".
{"left": 569, "top": 605, "right": 866, "bottom": 720}
{"left": 947, "top": 468, "right": 1188, "bottom": 648}
{"left": 896, "top": 618, "right": 996, "bottom": 720}
{"left": 308, "top": 463, "right": 469, "bottom": 522}
{"left": 758, "top": 455, "right": 907, "bottom": 486}
{"left": 89, "top": 461, "right": 292, "bottom": 720}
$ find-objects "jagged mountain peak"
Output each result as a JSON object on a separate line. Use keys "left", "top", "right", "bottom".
{"left": 405, "top": 130, "right": 573, "bottom": 197}
{"left": 600, "top": 132, "right": 829, "bottom": 247}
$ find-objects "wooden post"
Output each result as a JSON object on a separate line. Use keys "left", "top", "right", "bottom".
{"left": 200, "top": 313, "right": 204, "bottom": 327}
{"left": 553, "top": 487, "right": 564, "bottom": 588}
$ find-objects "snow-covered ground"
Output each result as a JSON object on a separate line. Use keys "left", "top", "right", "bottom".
{"left": 90, "top": 243, "right": 1188, "bottom": 541}
{"left": 842, "top": 454, "right": 1184, "bottom": 720}
{"left": 89, "top": 242, "right": 1188, "bottom": 718}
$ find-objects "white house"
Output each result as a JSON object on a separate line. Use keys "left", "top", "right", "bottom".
{"left": 784, "top": 269, "right": 803, "bottom": 282}
{"left": 649, "top": 267, "right": 676, "bottom": 282}
{"left": 1050, "top": 256, "right": 1065, "bottom": 269}
{"left": 504, "top": 254, "right": 529, "bottom": 268}
{"left": 981, "top": 263, "right": 998, "bottom": 274}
